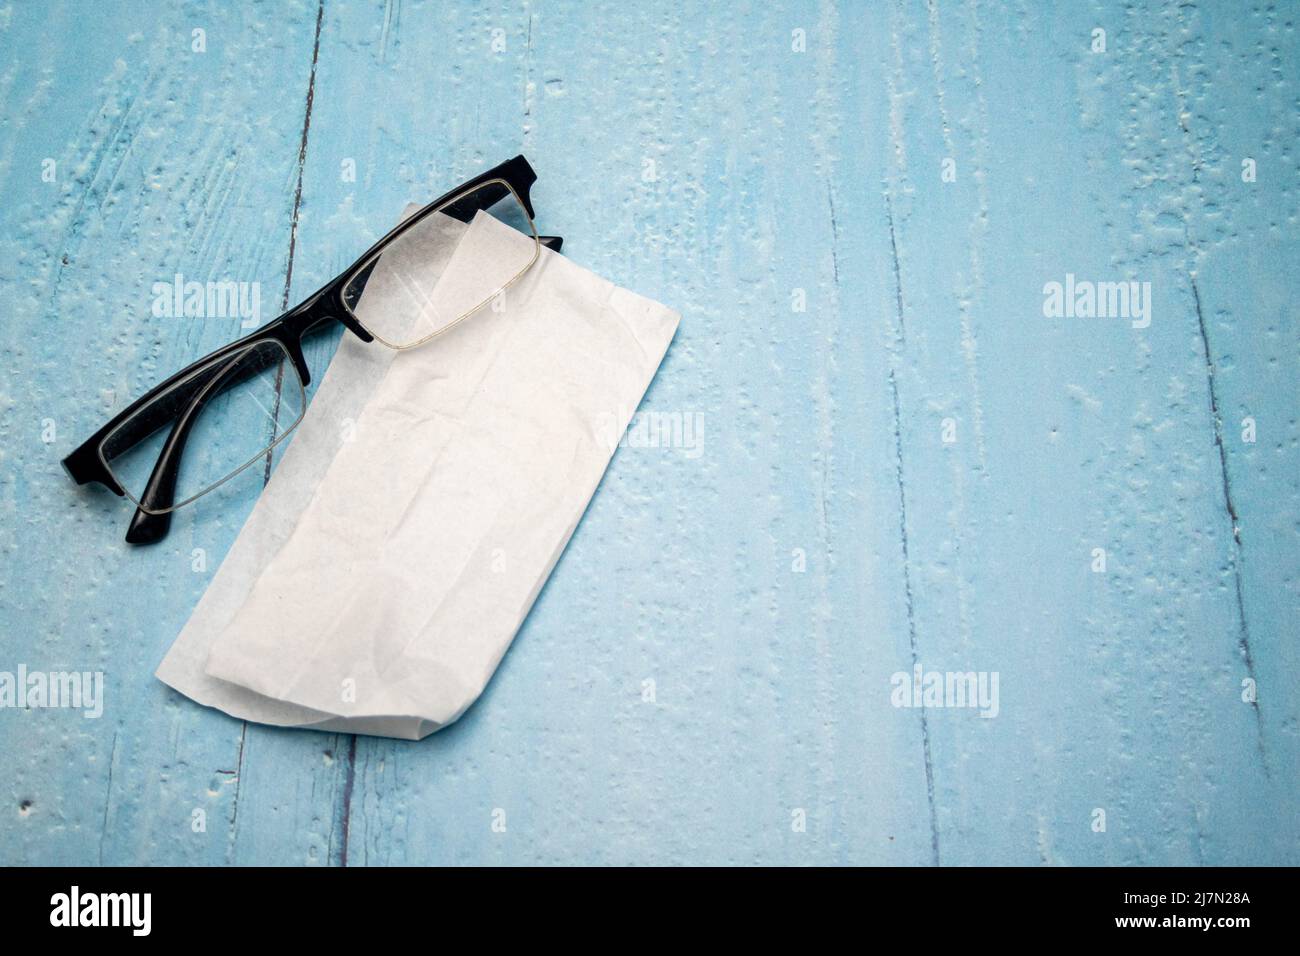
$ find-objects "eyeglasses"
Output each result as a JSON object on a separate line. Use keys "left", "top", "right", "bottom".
{"left": 62, "top": 155, "right": 561, "bottom": 544}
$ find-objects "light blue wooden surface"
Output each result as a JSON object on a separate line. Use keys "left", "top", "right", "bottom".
{"left": 0, "top": 0, "right": 1295, "bottom": 865}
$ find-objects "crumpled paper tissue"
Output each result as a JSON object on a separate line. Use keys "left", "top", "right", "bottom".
{"left": 156, "top": 207, "right": 679, "bottom": 739}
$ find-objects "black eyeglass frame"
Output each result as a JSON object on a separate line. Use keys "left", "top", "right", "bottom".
{"left": 62, "top": 154, "right": 561, "bottom": 545}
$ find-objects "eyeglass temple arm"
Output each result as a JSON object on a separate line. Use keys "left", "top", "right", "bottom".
{"left": 124, "top": 351, "right": 272, "bottom": 544}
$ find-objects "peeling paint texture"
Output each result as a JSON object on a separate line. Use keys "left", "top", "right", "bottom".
{"left": 0, "top": 1, "right": 1296, "bottom": 865}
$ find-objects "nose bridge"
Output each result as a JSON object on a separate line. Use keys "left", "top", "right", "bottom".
{"left": 279, "top": 296, "right": 357, "bottom": 385}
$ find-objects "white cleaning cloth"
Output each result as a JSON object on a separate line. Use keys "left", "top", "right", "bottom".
{"left": 156, "top": 208, "right": 679, "bottom": 739}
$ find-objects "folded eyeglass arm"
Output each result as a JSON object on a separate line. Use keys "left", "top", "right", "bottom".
{"left": 125, "top": 351, "right": 260, "bottom": 543}
{"left": 121, "top": 305, "right": 337, "bottom": 544}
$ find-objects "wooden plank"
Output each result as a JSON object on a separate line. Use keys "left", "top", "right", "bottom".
{"left": 0, "top": 0, "right": 1294, "bottom": 866}
{"left": 876, "top": 0, "right": 1294, "bottom": 864}
{"left": 1170, "top": 1, "right": 1300, "bottom": 861}
{"left": 0, "top": 0, "right": 323, "bottom": 864}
